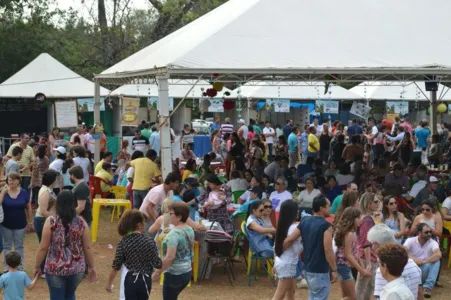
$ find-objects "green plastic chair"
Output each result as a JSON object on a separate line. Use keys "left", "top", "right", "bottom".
{"left": 232, "top": 190, "right": 246, "bottom": 204}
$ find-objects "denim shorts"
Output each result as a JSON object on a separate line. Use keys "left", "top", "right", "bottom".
{"left": 337, "top": 264, "right": 353, "bottom": 282}
{"left": 274, "top": 262, "right": 297, "bottom": 279}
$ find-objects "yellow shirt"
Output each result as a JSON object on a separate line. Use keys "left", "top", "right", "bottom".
{"left": 96, "top": 169, "right": 113, "bottom": 193}
{"left": 182, "top": 170, "right": 193, "bottom": 182}
{"left": 94, "top": 159, "right": 104, "bottom": 175}
{"left": 7, "top": 143, "right": 35, "bottom": 176}
{"left": 307, "top": 133, "right": 320, "bottom": 153}
{"left": 130, "top": 158, "right": 161, "bottom": 190}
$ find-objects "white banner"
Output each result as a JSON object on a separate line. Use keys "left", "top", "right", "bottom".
{"left": 148, "top": 97, "right": 174, "bottom": 111}
{"left": 77, "top": 98, "right": 105, "bottom": 112}
{"left": 350, "top": 101, "right": 371, "bottom": 119}
{"left": 274, "top": 99, "right": 290, "bottom": 112}
{"left": 208, "top": 98, "right": 224, "bottom": 112}
{"left": 316, "top": 100, "right": 339, "bottom": 114}
{"left": 386, "top": 101, "right": 408, "bottom": 115}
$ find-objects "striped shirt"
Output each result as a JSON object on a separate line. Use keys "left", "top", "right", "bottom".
{"left": 221, "top": 123, "right": 234, "bottom": 135}
{"left": 374, "top": 258, "right": 422, "bottom": 299}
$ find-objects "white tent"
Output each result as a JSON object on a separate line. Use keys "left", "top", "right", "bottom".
{"left": 99, "top": 0, "right": 451, "bottom": 80}
{"left": 0, "top": 53, "right": 110, "bottom": 98}
{"left": 110, "top": 80, "right": 236, "bottom": 98}
{"left": 351, "top": 82, "right": 451, "bottom": 101}
{"left": 240, "top": 82, "right": 362, "bottom": 100}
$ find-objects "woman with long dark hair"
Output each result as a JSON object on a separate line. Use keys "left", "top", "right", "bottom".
{"left": 381, "top": 195, "right": 406, "bottom": 243}
{"left": 62, "top": 158, "right": 75, "bottom": 190}
{"left": 334, "top": 190, "right": 359, "bottom": 224}
{"left": 334, "top": 207, "right": 370, "bottom": 300}
{"left": 31, "top": 144, "right": 50, "bottom": 206}
{"left": 396, "top": 131, "right": 414, "bottom": 167}
{"left": 272, "top": 200, "right": 302, "bottom": 300}
{"left": 245, "top": 201, "right": 276, "bottom": 258}
{"left": 34, "top": 190, "right": 96, "bottom": 299}
{"left": 228, "top": 132, "right": 244, "bottom": 178}
{"left": 182, "top": 158, "right": 196, "bottom": 182}
{"left": 275, "top": 135, "right": 288, "bottom": 156}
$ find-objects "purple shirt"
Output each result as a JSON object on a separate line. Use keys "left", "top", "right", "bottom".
{"left": 1, "top": 189, "right": 29, "bottom": 230}
{"left": 385, "top": 173, "right": 409, "bottom": 188}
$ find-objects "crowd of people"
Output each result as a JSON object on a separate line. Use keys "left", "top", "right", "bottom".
{"left": 0, "top": 114, "right": 450, "bottom": 299}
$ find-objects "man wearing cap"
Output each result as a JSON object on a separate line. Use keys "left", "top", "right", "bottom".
{"left": 49, "top": 146, "right": 67, "bottom": 194}
{"left": 237, "top": 119, "right": 248, "bottom": 140}
{"left": 412, "top": 176, "right": 439, "bottom": 208}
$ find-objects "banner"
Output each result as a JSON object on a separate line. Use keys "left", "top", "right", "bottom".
{"left": 148, "top": 97, "right": 174, "bottom": 111}
{"left": 386, "top": 101, "right": 409, "bottom": 115}
{"left": 274, "top": 99, "right": 290, "bottom": 112}
{"left": 208, "top": 98, "right": 224, "bottom": 112}
{"left": 350, "top": 101, "right": 371, "bottom": 119}
{"left": 77, "top": 98, "right": 105, "bottom": 112}
{"left": 121, "top": 97, "right": 140, "bottom": 126}
{"left": 316, "top": 100, "right": 339, "bottom": 114}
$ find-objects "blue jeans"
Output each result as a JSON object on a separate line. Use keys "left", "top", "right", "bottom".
{"left": 21, "top": 176, "right": 31, "bottom": 192}
{"left": 0, "top": 225, "right": 25, "bottom": 271}
{"left": 133, "top": 189, "right": 149, "bottom": 209}
{"left": 46, "top": 273, "right": 84, "bottom": 300}
{"left": 296, "top": 259, "right": 303, "bottom": 280}
{"left": 304, "top": 271, "right": 330, "bottom": 300}
{"left": 420, "top": 261, "right": 440, "bottom": 289}
{"left": 34, "top": 216, "right": 46, "bottom": 272}
{"left": 163, "top": 271, "right": 191, "bottom": 300}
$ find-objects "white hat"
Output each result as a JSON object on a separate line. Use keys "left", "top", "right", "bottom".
{"left": 429, "top": 176, "right": 439, "bottom": 183}
{"left": 53, "top": 146, "right": 66, "bottom": 154}
{"left": 238, "top": 119, "right": 245, "bottom": 124}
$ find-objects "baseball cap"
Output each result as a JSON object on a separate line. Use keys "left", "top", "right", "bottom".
{"left": 53, "top": 146, "right": 66, "bottom": 154}
{"left": 238, "top": 119, "right": 245, "bottom": 124}
{"left": 429, "top": 176, "right": 439, "bottom": 183}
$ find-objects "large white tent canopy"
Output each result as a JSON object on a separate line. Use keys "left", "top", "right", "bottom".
{"left": 351, "top": 82, "right": 451, "bottom": 101}
{"left": 98, "top": 0, "right": 451, "bottom": 83}
{"left": 0, "top": 53, "right": 110, "bottom": 98}
{"left": 240, "top": 82, "right": 362, "bottom": 100}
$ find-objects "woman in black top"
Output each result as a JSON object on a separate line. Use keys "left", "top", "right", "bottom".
{"left": 227, "top": 132, "right": 244, "bottom": 178}
{"left": 106, "top": 209, "right": 162, "bottom": 300}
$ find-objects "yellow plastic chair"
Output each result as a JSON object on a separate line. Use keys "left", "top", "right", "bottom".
{"left": 159, "top": 240, "right": 199, "bottom": 285}
{"left": 109, "top": 186, "right": 127, "bottom": 222}
{"left": 240, "top": 221, "right": 274, "bottom": 286}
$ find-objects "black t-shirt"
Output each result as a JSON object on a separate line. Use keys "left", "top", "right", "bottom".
{"left": 72, "top": 182, "right": 92, "bottom": 224}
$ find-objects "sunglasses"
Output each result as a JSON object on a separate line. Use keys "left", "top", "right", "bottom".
{"left": 388, "top": 202, "right": 397, "bottom": 206}
{"left": 422, "top": 208, "right": 431, "bottom": 212}
{"left": 423, "top": 230, "right": 432, "bottom": 235}
{"left": 264, "top": 205, "right": 272, "bottom": 209}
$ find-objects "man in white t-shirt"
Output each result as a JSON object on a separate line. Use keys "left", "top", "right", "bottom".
{"left": 368, "top": 224, "right": 422, "bottom": 300}
{"left": 238, "top": 119, "right": 248, "bottom": 140}
{"left": 263, "top": 121, "right": 276, "bottom": 160}
{"left": 404, "top": 223, "right": 441, "bottom": 298}
{"left": 84, "top": 126, "right": 95, "bottom": 154}
{"left": 269, "top": 177, "right": 293, "bottom": 212}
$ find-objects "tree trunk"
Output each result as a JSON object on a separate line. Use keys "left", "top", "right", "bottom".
{"left": 98, "top": 0, "right": 113, "bottom": 67}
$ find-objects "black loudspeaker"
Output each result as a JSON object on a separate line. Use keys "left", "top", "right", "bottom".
{"left": 424, "top": 76, "right": 438, "bottom": 92}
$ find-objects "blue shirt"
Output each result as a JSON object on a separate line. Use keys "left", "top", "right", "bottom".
{"left": 300, "top": 132, "right": 308, "bottom": 152}
{"left": 0, "top": 271, "right": 31, "bottom": 300}
{"left": 347, "top": 124, "right": 363, "bottom": 141}
{"left": 149, "top": 131, "right": 160, "bottom": 154}
{"left": 415, "top": 127, "right": 430, "bottom": 149}
{"left": 283, "top": 124, "right": 292, "bottom": 139}
{"left": 324, "top": 185, "right": 343, "bottom": 204}
{"left": 2, "top": 189, "right": 29, "bottom": 230}
{"left": 299, "top": 216, "right": 331, "bottom": 273}
{"left": 296, "top": 164, "right": 314, "bottom": 178}
{"left": 210, "top": 122, "right": 221, "bottom": 132}
{"left": 288, "top": 133, "right": 298, "bottom": 153}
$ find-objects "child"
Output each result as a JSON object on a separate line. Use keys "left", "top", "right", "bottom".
{"left": 334, "top": 207, "right": 371, "bottom": 300}
{"left": 272, "top": 200, "right": 303, "bottom": 300}
{"left": 5, "top": 147, "right": 24, "bottom": 176}
{"left": 0, "top": 251, "right": 37, "bottom": 300}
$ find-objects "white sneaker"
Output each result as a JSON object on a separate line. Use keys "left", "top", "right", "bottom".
{"left": 296, "top": 278, "right": 308, "bottom": 289}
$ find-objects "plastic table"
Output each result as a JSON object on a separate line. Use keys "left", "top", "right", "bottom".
{"left": 91, "top": 198, "right": 131, "bottom": 242}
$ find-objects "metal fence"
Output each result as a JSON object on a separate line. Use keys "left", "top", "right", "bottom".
{"left": 0, "top": 137, "right": 16, "bottom": 156}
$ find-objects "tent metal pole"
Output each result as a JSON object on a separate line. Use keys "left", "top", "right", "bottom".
{"left": 157, "top": 73, "right": 172, "bottom": 180}
{"left": 94, "top": 79, "right": 101, "bottom": 164}
{"left": 430, "top": 90, "right": 438, "bottom": 134}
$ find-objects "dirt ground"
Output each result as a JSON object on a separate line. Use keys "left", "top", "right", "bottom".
{"left": 15, "top": 211, "right": 451, "bottom": 299}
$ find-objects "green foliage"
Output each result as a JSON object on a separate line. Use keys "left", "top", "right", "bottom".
{"left": 0, "top": 0, "right": 228, "bottom": 83}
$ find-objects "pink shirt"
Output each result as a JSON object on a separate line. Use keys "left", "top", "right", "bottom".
{"left": 139, "top": 184, "right": 168, "bottom": 218}
{"left": 355, "top": 215, "right": 377, "bottom": 262}
{"left": 400, "top": 122, "right": 413, "bottom": 134}
{"left": 404, "top": 236, "right": 439, "bottom": 261}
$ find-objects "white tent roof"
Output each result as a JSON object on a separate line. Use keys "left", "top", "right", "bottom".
{"left": 240, "top": 82, "right": 362, "bottom": 100}
{"left": 351, "top": 82, "right": 451, "bottom": 101}
{"left": 110, "top": 80, "right": 236, "bottom": 98}
{"left": 0, "top": 53, "right": 110, "bottom": 98}
{"left": 100, "top": 0, "right": 451, "bottom": 79}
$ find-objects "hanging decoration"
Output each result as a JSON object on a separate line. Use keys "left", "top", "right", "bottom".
{"left": 205, "top": 88, "right": 217, "bottom": 98}
{"left": 437, "top": 103, "right": 447, "bottom": 113}
{"left": 236, "top": 84, "right": 242, "bottom": 117}
{"left": 212, "top": 82, "right": 224, "bottom": 92}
